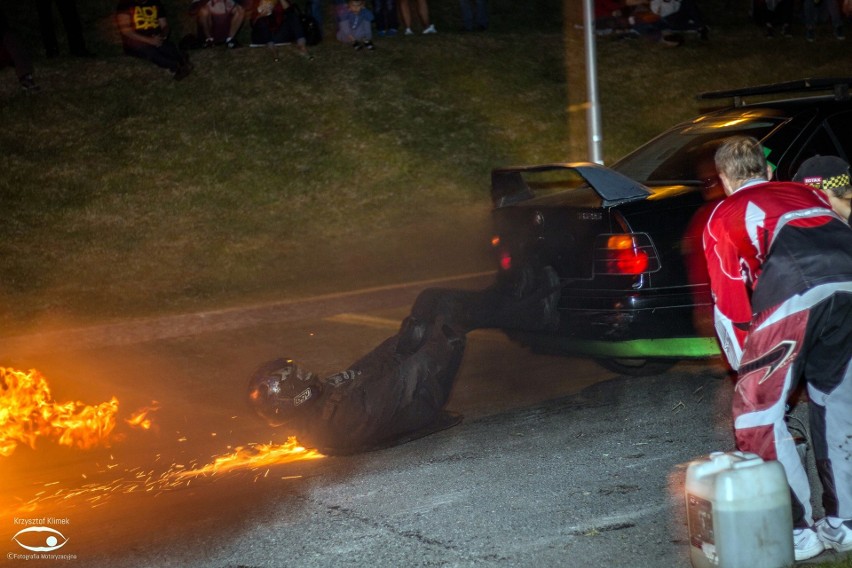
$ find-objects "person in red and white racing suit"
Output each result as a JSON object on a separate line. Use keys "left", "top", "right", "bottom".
{"left": 703, "top": 136, "right": 852, "bottom": 560}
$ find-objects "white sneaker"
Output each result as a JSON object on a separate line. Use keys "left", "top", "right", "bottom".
{"left": 793, "top": 527, "right": 827, "bottom": 561}
{"left": 817, "top": 517, "right": 852, "bottom": 552}
{"left": 404, "top": 27, "right": 413, "bottom": 36}
{"left": 422, "top": 24, "right": 437, "bottom": 34}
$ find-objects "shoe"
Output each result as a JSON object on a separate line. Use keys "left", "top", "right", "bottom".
{"left": 203, "top": 37, "right": 215, "bottom": 48}
{"left": 225, "top": 37, "right": 240, "bottom": 49}
{"left": 806, "top": 28, "right": 815, "bottom": 42}
{"left": 422, "top": 24, "right": 437, "bottom": 34}
{"left": 364, "top": 40, "right": 375, "bottom": 50}
{"left": 836, "top": 26, "right": 846, "bottom": 40}
{"left": 404, "top": 27, "right": 413, "bottom": 35}
{"left": 781, "top": 23, "right": 792, "bottom": 37}
{"left": 793, "top": 527, "right": 827, "bottom": 561}
{"left": 377, "top": 30, "right": 385, "bottom": 37}
{"left": 765, "top": 23, "right": 774, "bottom": 38}
{"left": 817, "top": 517, "right": 852, "bottom": 552}
{"left": 18, "top": 74, "right": 40, "bottom": 93}
{"left": 386, "top": 28, "right": 397, "bottom": 37}
{"left": 698, "top": 25, "right": 709, "bottom": 40}
{"left": 352, "top": 41, "right": 363, "bottom": 50}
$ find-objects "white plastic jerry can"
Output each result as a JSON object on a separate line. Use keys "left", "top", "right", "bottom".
{"left": 685, "top": 451, "right": 794, "bottom": 568}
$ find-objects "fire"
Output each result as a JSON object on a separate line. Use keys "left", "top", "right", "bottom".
{"left": 125, "top": 402, "right": 160, "bottom": 430}
{"left": 176, "top": 437, "right": 324, "bottom": 478}
{"left": 0, "top": 367, "right": 120, "bottom": 457}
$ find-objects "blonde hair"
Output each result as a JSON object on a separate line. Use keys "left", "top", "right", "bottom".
{"left": 715, "top": 135, "right": 767, "bottom": 187}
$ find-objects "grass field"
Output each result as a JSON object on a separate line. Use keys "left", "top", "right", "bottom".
{"left": 1, "top": 0, "right": 852, "bottom": 338}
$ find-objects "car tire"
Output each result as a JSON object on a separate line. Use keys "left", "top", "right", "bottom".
{"left": 594, "top": 358, "right": 677, "bottom": 376}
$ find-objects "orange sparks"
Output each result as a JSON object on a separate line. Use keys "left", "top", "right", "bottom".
{"left": 0, "top": 367, "right": 119, "bottom": 457}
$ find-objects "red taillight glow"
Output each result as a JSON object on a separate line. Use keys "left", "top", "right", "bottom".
{"left": 499, "top": 251, "right": 512, "bottom": 271}
{"left": 607, "top": 235, "right": 648, "bottom": 274}
{"left": 596, "top": 234, "right": 656, "bottom": 276}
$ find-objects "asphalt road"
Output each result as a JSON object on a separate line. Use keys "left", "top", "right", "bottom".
{"left": 0, "top": 273, "right": 778, "bottom": 568}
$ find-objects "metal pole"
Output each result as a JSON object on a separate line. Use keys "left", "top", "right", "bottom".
{"left": 582, "top": 0, "right": 603, "bottom": 164}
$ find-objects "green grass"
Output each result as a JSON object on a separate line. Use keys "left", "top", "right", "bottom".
{"left": 1, "top": 0, "right": 851, "bottom": 336}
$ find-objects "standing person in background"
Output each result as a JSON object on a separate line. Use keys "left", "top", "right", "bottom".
{"left": 703, "top": 136, "right": 852, "bottom": 562}
{"left": 803, "top": 0, "right": 845, "bottom": 40}
{"left": 36, "top": 0, "right": 94, "bottom": 58}
{"left": 794, "top": 156, "right": 852, "bottom": 224}
{"left": 372, "top": 0, "right": 398, "bottom": 36}
{"left": 1, "top": 7, "right": 39, "bottom": 91}
{"left": 116, "top": 0, "right": 193, "bottom": 80}
{"left": 399, "top": 0, "right": 435, "bottom": 35}
{"left": 459, "top": 0, "right": 487, "bottom": 31}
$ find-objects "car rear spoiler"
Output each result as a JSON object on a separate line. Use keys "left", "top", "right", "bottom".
{"left": 490, "top": 162, "right": 651, "bottom": 208}
{"left": 698, "top": 77, "right": 852, "bottom": 107}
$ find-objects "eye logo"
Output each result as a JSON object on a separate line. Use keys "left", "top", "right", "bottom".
{"left": 12, "top": 526, "right": 69, "bottom": 552}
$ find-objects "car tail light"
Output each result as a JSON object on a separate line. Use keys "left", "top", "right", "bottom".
{"left": 594, "top": 233, "right": 660, "bottom": 275}
{"left": 491, "top": 235, "right": 513, "bottom": 271}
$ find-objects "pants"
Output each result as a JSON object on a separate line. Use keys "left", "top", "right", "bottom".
{"left": 251, "top": 11, "right": 305, "bottom": 44}
{"left": 373, "top": 0, "right": 398, "bottom": 32}
{"left": 122, "top": 39, "right": 186, "bottom": 73}
{"left": 35, "top": 0, "right": 87, "bottom": 55}
{"left": 733, "top": 287, "right": 852, "bottom": 527}
{"left": 804, "top": 0, "right": 843, "bottom": 27}
{"left": 459, "top": 0, "right": 487, "bottom": 30}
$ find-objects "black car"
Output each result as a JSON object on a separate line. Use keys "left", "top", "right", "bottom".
{"left": 489, "top": 78, "right": 852, "bottom": 375}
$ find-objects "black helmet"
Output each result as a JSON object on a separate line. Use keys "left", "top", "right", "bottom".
{"left": 247, "top": 358, "right": 321, "bottom": 427}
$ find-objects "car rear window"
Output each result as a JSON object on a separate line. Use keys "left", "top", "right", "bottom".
{"left": 611, "top": 117, "right": 783, "bottom": 184}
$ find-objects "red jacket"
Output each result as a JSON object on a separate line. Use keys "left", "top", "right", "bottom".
{"left": 702, "top": 180, "right": 851, "bottom": 368}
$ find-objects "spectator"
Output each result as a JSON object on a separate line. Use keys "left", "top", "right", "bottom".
{"left": 648, "top": 0, "right": 708, "bottom": 39}
{"left": 336, "top": 0, "right": 375, "bottom": 49}
{"left": 35, "top": 0, "right": 94, "bottom": 58}
{"left": 189, "top": 0, "right": 245, "bottom": 48}
{"left": 794, "top": 155, "right": 852, "bottom": 224}
{"left": 459, "top": 0, "right": 487, "bottom": 32}
{"left": 703, "top": 136, "right": 852, "bottom": 562}
{"left": 1, "top": 8, "right": 39, "bottom": 92}
{"left": 803, "top": 0, "right": 845, "bottom": 41}
{"left": 116, "top": 0, "right": 193, "bottom": 81}
{"left": 373, "top": 0, "right": 398, "bottom": 37}
{"left": 399, "top": 0, "right": 436, "bottom": 35}
{"left": 248, "top": 0, "right": 312, "bottom": 57}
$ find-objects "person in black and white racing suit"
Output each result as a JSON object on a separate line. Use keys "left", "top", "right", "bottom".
{"left": 703, "top": 136, "right": 852, "bottom": 561}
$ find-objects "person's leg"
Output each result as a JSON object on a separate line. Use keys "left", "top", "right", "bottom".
{"left": 198, "top": 7, "right": 214, "bottom": 42}
{"left": 225, "top": 5, "right": 245, "bottom": 42}
{"left": 475, "top": 0, "right": 488, "bottom": 29}
{"left": 1, "top": 29, "right": 33, "bottom": 79}
{"left": 803, "top": 292, "right": 852, "bottom": 523}
{"left": 399, "top": 0, "right": 412, "bottom": 32}
{"left": 459, "top": 0, "right": 473, "bottom": 30}
{"left": 417, "top": 0, "right": 432, "bottom": 29}
{"left": 55, "top": 0, "right": 88, "bottom": 55}
{"left": 803, "top": 0, "right": 818, "bottom": 39}
{"left": 35, "top": 0, "right": 59, "bottom": 57}
{"left": 733, "top": 304, "right": 813, "bottom": 526}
